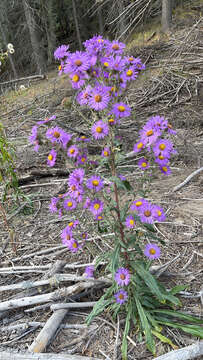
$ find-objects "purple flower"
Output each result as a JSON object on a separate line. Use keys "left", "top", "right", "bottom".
{"left": 84, "top": 265, "right": 94, "bottom": 278}
{"left": 88, "top": 85, "right": 110, "bottom": 110}
{"left": 76, "top": 85, "right": 92, "bottom": 106}
{"left": 101, "top": 147, "right": 110, "bottom": 157}
{"left": 144, "top": 243, "right": 161, "bottom": 260}
{"left": 83, "top": 197, "right": 91, "bottom": 209}
{"left": 91, "top": 120, "right": 109, "bottom": 140}
{"left": 138, "top": 157, "right": 150, "bottom": 171}
{"left": 153, "top": 139, "right": 174, "bottom": 158}
{"left": 125, "top": 215, "right": 136, "bottom": 229}
{"left": 121, "top": 67, "right": 138, "bottom": 82}
{"left": 89, "top": 199, "right": 104, "bottom": 216}
{"left": 115, "top": 267, "right": 130, "bottom": 286}
{"left": 155, "top": 155, "right": 169, "bottom": 166}
{"left": 152, "top": 205, "right": 166, "bottom": 222}
{"left": 68, "top": 168, "right": 85, "bottom": 187}
{"left": 139, "top": 122, "right": 161, "bottom": 147}
{"left": 108, "top": 55, "right": 126, "bottom": 72}
{"left": 130, "top": 198, "right": 148, "bottom": 212}
{"left": 49, "top": 197, "right": 59, "bottom": 213}
{"left": 46, "top": 127, "right": 63, "bottom": 144}
{"left": 37, "top": 115, "right": 56, "bottom": 125}
{"left": 47, "top": 149, "right": 57, "bottom": 167}
{"left": 61, "top": 226, "right": 73, "bottom": 244}
{"left": 108, "top": 40, "right": 125, "bottom": 55}
{"left": 67, "top": 145, "right": 79, "bottom": 158}
{"left": 66, "top": 220, "right": 79, "bottom": 230}
{"left": 65, "top": 238, "right": 80, "bottom": 252}
{"left": 63, "top": 198, "right": 77, "bottom": 211}
{"left": 76, "top": 153, "right": 87, "bottom": 165}
{"left": 69, "top": 72, "right": 87, "bottom": 89}
{"left": 112, "top": 102, "right": 131, "bottom": 118}
{"left": 29, "top": 125, "right": 38, "bottom": 144}
{"left": 64, "top": 51, "right": 90, "bottom": 73}
{"left": 114, "top": 289, "right": 128, "bottom": 305}
{"left": 167, "top": 123, "right": 177, "bottom": 135}
{"left": 140, "top": 202, "right": 155, "bottom": 224}
{"left": 86, "top": 175, "right": 104, "bottom": 192}
{"left": 54, "top": 45, "right": 69, "bottom": 60}
{"left": 83, "top": 35, "right": 107, "bottom": 54}
{"left": 160, "top": 165, "right": 171, "bottom": 175}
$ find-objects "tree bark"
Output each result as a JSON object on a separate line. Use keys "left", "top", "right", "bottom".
{"left": 72, "top": 0, "right": 82, "bottom": 50}
{"left": 162, "top": 0, "right": 173, "bottom": 32}
{"left": 22, "top": 0, "right": 46, "bottom": 73}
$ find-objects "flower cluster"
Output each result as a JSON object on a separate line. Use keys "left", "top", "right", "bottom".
{"left": 134, "top": 115, "right": 177, "bottom": 175}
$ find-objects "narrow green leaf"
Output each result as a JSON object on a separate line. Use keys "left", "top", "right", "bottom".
{"left": 152, "top": 330, "right": 178, "bottom": 349}
{"left": 152, "top": 309, "right": 203, "bottom": 324}
{"left": 157, "top": 320, "right": 203, "bottom": 338}
{"left": 135, "top": 297, "right": 156, "bottom": 354}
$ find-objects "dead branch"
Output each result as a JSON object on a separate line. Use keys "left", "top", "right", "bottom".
{"left": 0, "top": 279, "right": 109, "bottom": 312}
{"left": 173, "top": 167, "right": 203, "bottom": 192}
{"left": 0, "top": 350, "right": 101, "bottom": 360}
{"left": 0, "top": 74, "right": 46, "bottom": 86}
{"left": 154, "top": 340, "right": 203, "bottom": 360}
{"left": 50, "top": 301, "right": 97, "bottom": 311}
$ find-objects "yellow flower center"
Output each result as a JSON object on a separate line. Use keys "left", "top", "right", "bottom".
{"left": 144, "top": 210, "right": 151, "bottom": 217}
{"left": 157, "top": 210, "right": 162, "bottom": 217}
{"left": 58, "top": 65, "right": 62, "bottom": 71}
{"left": 81, "top": 136, "right": 86, "bottom": 139}
{"left": 95, "top": 94, "right": 102, "bottom": 102}
{"left": 137, "top": 142, "right": 143, "bottom": 149}
{"left": 112, "top": 44, "right": 119, "bottom": 50}
{"left": 158, "top": 155, "right": 165, "bottom": 160}
{"left": 118, "top": 105, "right": 125, "bottom": 112}
{"left": 126, "top": 69, "right": 133, "bottom": 76}
{"left": 111, "top": 86, "right": 116, "bottom": 93}
{"left": 98, "top": 39, "right": 104, "bottom": 43}
{"left": 66, "top": 234, "right": 71, "bottom": 240}
{"left": 159, "top": 144, "right": 166, "bottom": 150}
{"left": 72, "top": 74, "right": 79, "bottom": 82}
{"left": 162, "top": 166, "right": 168, "bottom": 172}
{"left": 149, "top": 248, "right": 156, "bottom": 255}
{"left": 130, "top": 219, "right": 134, "bottom": 225}
{"left": 103, "top": 62, "right": 109, "bottom": 67}
{"left": 97, "top": 215, "right": 103, "bottom": 220}
{"left": 103, "top": 151, "right": 109, "bottom": 156}
{"left": 136, "top": 201, "right": 142, "bottom": 207}
{"left": 128, "top": 57, "right": 134, "bottom": 62}
{"left": 142, "top": 162, "right": 147, "bottom": 168}
{"left": 67, "top": 201, "right": 73, "bottom": 207}
{"left": 48, "top": 154, "right": 53, "bottom": 161}
{"left": 68, "top": 222, "right": 74, "bottom": 227}
{"left": 73, "top": 242, "right": 78, "bottom": 248}
{"left": 70, "top": 148, "right": 75, "bottom": 154}
{"left": 96, "top": 126, "right": 103, "bottom": 133}
{"left": 92, "top": 180, "right": 99, "bottom": 186}
{"left": 71, "top": 185, "right": 76, "bottom": 191}
{"left": 75, "top": 59, "right": 82, "bottom": 66}
{"left": 81, "top": 157, "right": 86, "bottom": 162}
{"left": 119, "top": 293, "right": 124, "bottom": 300}
{"left": 146, "top": 129, "right": 153, "bottom": 136}
{"left": 53, "top": 131, "right": 60, "bottom": 138}
{"left": 94, "top": 203, "right": 100, "bottom": 210}
{"left": 109, "top": 118, "right": 115, "bottom": 123}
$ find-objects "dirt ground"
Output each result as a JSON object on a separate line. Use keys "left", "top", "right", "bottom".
{"left": 0, "top": 18, "right": 203, "bottom": 360}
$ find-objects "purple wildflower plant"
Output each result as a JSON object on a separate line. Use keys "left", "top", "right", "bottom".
{"left": 144, "top": 243, "right": 161, "bottom": 260}
{"left": 67, "top": 145, "right": 79, "bottom": 158}
{"left": 152, "top": 205, "right": 166, "bottom": 222}
{"left": 115, "top": 267, "right": 130, "bottom": 286}
{"left": 130, "top": 198, "right": 148, "bottom": 213}
{"left": 140, "top": 202, "right": 155, "bottom": 224}
{"left": 65, "top": 238, "right": 81, "bottom": 253}
{"left": 101, "top": 147, "right": 110, "bottom": 157}
{"left": 63, "top": 198, "right": 77, "bottom": 211}
{"left": 114, "top": 289, "right": 128, "bottom": 305}
{"left": 160, "top": 164, "right": 171, "bottom": 176}
{"left": 138, "top": 157, "right": 150, "bottom": 171}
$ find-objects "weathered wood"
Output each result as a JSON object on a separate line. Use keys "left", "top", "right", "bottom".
{"left": 51, "top": 301, "right": 97, "bottom": 311}
{"left": 154, "top": 340, "right": 203, "bottom": 360}
{"left": 0, "top": 280, "right": 107, "bottom": 312}
{"left": 28, "top": 309, "right": 69, "bottom": 353}
{"left": 0, "top": 350, "right": 101, "bottom": 360}
{"left": 0, "top": 74, "right": 45, "bottom": 86}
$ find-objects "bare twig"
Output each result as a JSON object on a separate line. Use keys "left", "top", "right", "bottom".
{"left": 173, "top": 167, "right": 203, "bottom": 192}
{"left": 153, "top": 340, "right": 203, "bottom": 360}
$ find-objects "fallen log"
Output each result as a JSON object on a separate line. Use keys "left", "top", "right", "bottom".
{"left": 0, "top": 74, "right": 46, "bottom": 86}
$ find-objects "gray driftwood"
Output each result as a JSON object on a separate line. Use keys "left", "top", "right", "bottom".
{"left": 154, "top": 341, "right": 203, "bottom": 360}
{"left": 0, "top": 350, "right": 101, "bottom": 360}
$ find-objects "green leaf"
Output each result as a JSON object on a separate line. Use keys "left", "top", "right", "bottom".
{"left": 169, "top": 284, "right": 189, "bottom": 295}
{"left": 156, "top": 320, "right": 203, "bottom": 338}
{"left": 151, "top": 330, "right": 178, "bottom": 350}
{"left": 135, "top": 297, "right": 156, "bottom": 354}
{"left": 121, "top": 301, "right": 132, "bottom": 360}
{"left": 152, "top": 309, "right": 203, "bottom": 324}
